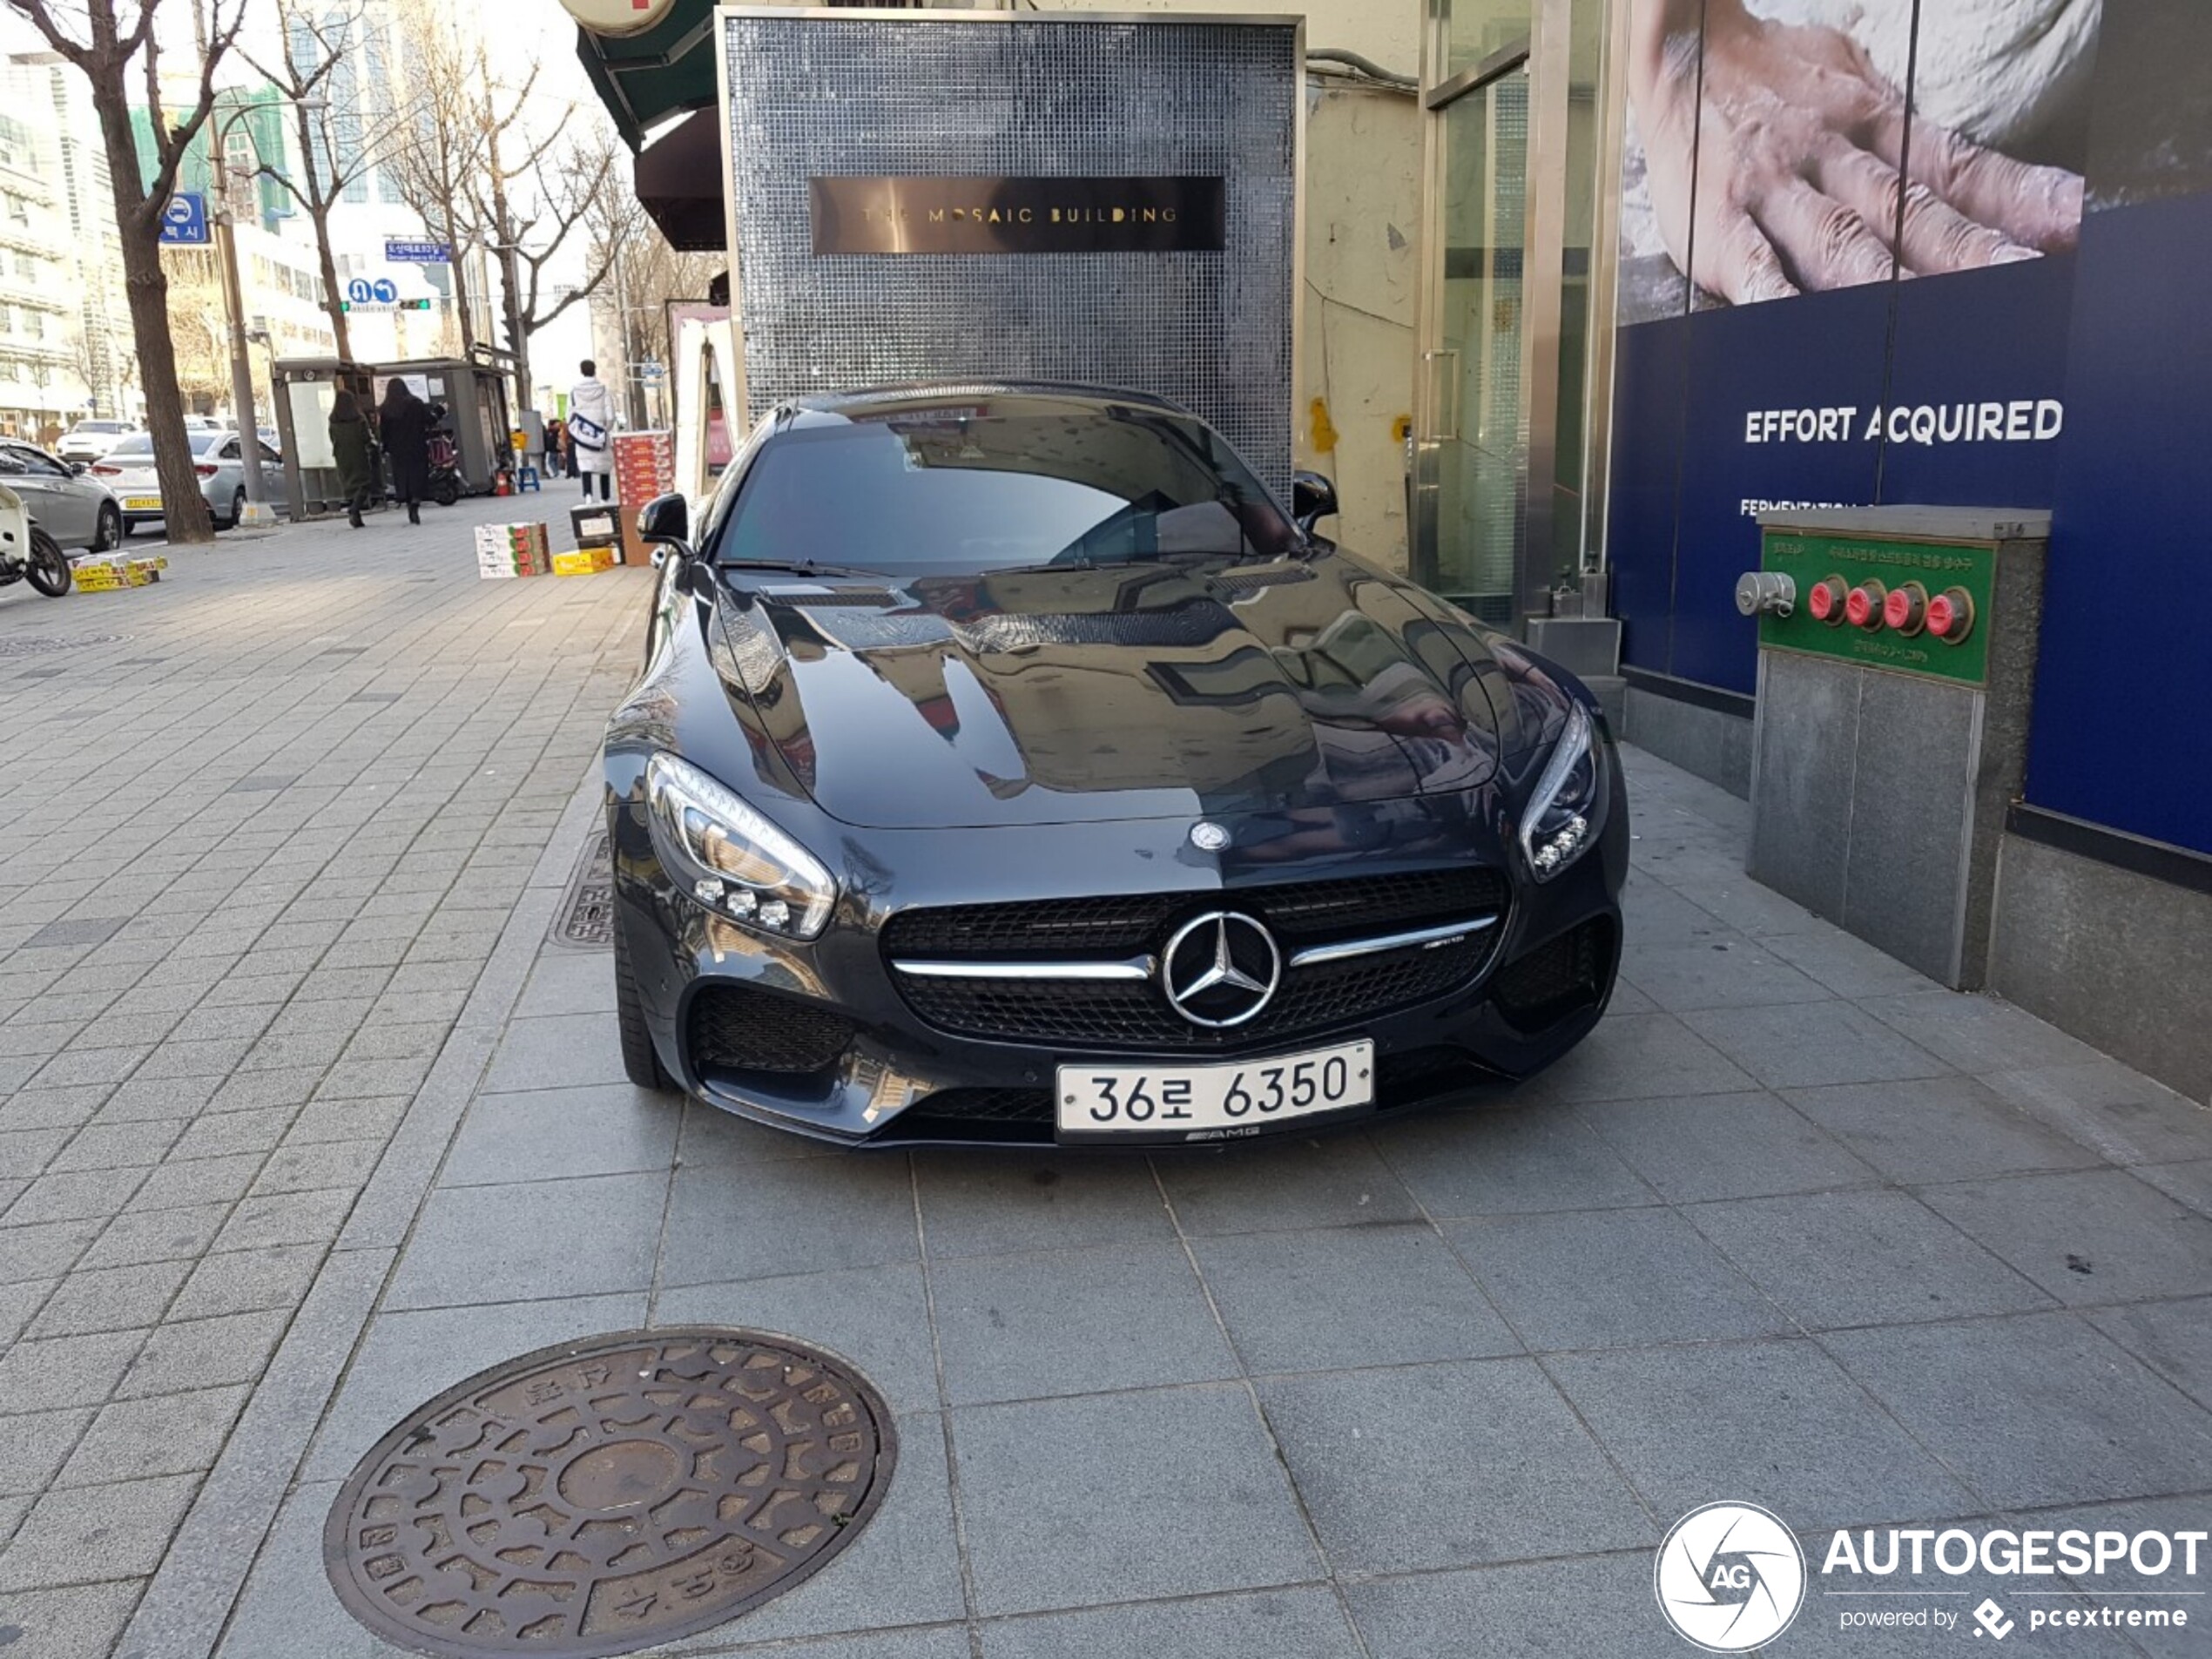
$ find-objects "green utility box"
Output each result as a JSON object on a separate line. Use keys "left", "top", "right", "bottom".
{"left": 1740, "top": 509, "right": 2048, "bottom": 988}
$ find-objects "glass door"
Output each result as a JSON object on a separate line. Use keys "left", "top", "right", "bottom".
{"left": 1427, "top": 62, "right": 1530, "bottom": 622}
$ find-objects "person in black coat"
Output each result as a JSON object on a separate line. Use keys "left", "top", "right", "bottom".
{"left": 378, "top": 377, "right": 434, "bottom": 525}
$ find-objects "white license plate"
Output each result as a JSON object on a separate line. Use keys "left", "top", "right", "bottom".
{"left": 1056, "top": 1040, "right": 1375, "bottom": 1142}
{"left": 124, "top": 496, "right": 161, "bottom": 512}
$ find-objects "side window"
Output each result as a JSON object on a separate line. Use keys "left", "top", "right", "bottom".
{"left": 219, "top": 440, "right": 241, "bottom": 462}
{"left": 0, "top": 448, "right": 25, "bottom": 475}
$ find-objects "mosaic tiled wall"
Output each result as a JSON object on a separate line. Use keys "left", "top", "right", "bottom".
{"left": 722, "top": 12, "right": 1299, "bottom": 496}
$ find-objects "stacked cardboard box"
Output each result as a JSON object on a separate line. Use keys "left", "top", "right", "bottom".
{"left": 553, "top": 547, "right": 617, "bottom": 577}
{"left": 71, "top": 555, "right": 166, "bottom": 593}
{"left": 612, "top": 431, "right": 677, "bottom": 566}
{"left": 475, "top": 522, "right": 551, "bottom": 579}
{"left": 570, "top": 503, "right": 620, "bottom": 553}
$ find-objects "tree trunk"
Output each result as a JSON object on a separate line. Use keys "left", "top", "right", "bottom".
{"left": 293, "top": 100, "right": 351, "bottom": 359}
{"left": 95, "top": 87, "right": 214, "bottom": 545}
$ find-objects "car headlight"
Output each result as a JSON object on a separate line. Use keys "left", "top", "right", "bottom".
{"left": 644, "top": 753, "right": 836, "bottom": 939}
{"left": 1519, "top": 700, "right": 1602, "bottom": 881}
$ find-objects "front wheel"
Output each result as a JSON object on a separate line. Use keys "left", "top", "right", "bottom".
{"left": 93, "top": 502, "right": 123, "bottom": 552}
{"left": 223, "top": 489, "right": 246, "bottom": 529}
{"left": 613, "top": 921, "right": 672, "bottom": 1092}
{"left": 26, "top": 529, "right": 71, "bottom": 598}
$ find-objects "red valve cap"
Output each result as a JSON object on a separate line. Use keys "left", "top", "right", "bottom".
{"left": 1809, "top": 579, "right": 1842, "bottom": 622}
{"left": 1845, "top": 586, "right": 1879, "bottom": 629}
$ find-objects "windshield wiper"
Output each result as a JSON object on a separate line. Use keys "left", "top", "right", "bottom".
{"left": 718, "top": 557, "right": 889, "bottom": 582}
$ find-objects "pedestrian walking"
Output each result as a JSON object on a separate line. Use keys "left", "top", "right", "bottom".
{"left": 330, "top": 389, "right": 374, "bottom": 529}
{"left": 379, "top": 377, "right": 434, "bottom": 526}
{"left": 543, "top": 415, "right": 563, "bottom": 480}
{"left": 570, "top": 361, "right": 616, "bottom": 502}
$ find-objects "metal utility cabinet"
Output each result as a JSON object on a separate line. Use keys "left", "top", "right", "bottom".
{"left": 1737, "top": 508, "right": 2049, "bottom": 988}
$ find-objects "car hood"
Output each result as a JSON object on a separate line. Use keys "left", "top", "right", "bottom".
{"left": 705, "top": 553, "right": 1509, "bottom": 830}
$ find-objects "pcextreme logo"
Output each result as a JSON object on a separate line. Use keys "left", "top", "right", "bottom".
{"left": 1656, "top": 1501, "right": 1808, "bottom": 1652}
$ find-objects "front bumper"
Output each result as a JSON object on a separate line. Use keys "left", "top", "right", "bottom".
{"left": 610, "top": 762, "right": 1627, "bottom": 1149}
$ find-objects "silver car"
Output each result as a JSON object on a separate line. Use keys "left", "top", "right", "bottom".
{"left": 93, "top": 430, "right": 285, "bottom": 533}
{"left": 55, "top": 420, "right": 139, "bottom": 466}
{"left": 0, "top": 439, "right": 124, "bottom": 552}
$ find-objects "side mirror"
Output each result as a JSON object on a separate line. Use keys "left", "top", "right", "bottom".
{"left": 638, "top": 491, "right": 691, "bottom": 561}
{"left": 69, "top": 462, "right": 88, "bottom": 476}
{"left": 1291, "top": 470, "right": 1339, "bottom": 536}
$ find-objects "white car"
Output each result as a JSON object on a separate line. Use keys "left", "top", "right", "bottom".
{"left": 91, "top": 430, "right": 285, "bottom": 533}
{"left": 55, "top": 420, "right": 138, "bottom": 466}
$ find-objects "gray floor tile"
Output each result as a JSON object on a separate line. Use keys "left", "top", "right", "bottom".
{"left": 57, "top": 1385, "right": 246, "bottom": 1487}
{"left": 1193, "top": 1222, "right": 1519, "bottom": 1373}
{"left": 25, "top": 1259, "right": 191, "bottom": 1339}
{"left": 0, "top": 1471, "right": 199, "bottom": 1589}
{"left": 660, "top": 1157, "right": 919, "bottom": 1286}
{"left": 2140, "top": 1158, "right": 2212, "bottom": 1217}
{"left": 384, "top": 1172, "right": 667, "bottom": 1309}
{"left": 1826, "top": 1312, "right": 2212, "bottom": 1507}
{"left": 1347, "top": 1554, "right": 1655, "bottom": 1659}
{"left": 677, "top": 1632, "right": 970, "bottom": 1659}
{"left": 1683, "top": 1003, "right": 1951, "bottom": 1090}
{"left": 0, "top": 1218, "right": 100, "bottom": 1283}
{"left": 1149, "top": 1134, "right": 1419, "bottom": 1237}
{"left": 1257, "top": 1359, "right": 1653, "bottom": 1574}
{"left": 655, "top": 1264, "right": 941, "bottom": 1414}
{"left": 1687, "top": 1188, "right": 2055, "bottom": 1328}
{"left": 913, "top": 1151, "right": 1175, "bottom": 1259}
{"left": 1858, "top": 991, "right": 2107, "bottom": 1074}
{"left": 437, "top": 1083, "right": 681, "bottom": 1186}
{"left": 478, "top": 1012, "right": 629, "bottom": 1092}
{"left": 0, "top": 1581, "right": 145, "bottom": 1659}
{"left": 0, "top": 1329, "right": 143, "bottom": 1413}
{"left": 1551, "top": 1338, "right": 1977, "bottom": 1528}
{"left": 929, "top": 1242, "right": 1238, "bottom": 1406}
{"left": 1620, "top": 937, "right": 1831, "bottom": 1012}
{"left": 1512, "top": 1012, "right": 1757, "bottom": 1103}
{"left": 954, "top": 1384, "right": 1318, "bottom": 1615}
{"left": 0, "top": 1407, "right": 93, "bottom": 1496}
{"left": 212, "top": 1188, "right": 355, "bottom": 1252}
{"left": 1986, "top": 1063, "right": 2212, "bottom": 1169}
{"left": 675, "top": 1101, "right": 846, "bottom": 1170}
{"left": 514, "top": 950, "right": 616, "bottom": 1018}
{"left": 981, "top": 1588, "right": 1359, "bottom": 1659}
{"left": 1452, "top": 1207, "right": 1787, "bottom": 1351}
{"left": 2090, "top": 1297, "right": 2212, "bottom": 1413}
{"left": 76, "top": 1203, "right": 227, "bottom": 1270}
{"left": 1373, "top": 1105, "right": 1656, "bottom": 1218}
{"left": 303, "top": 1291, "right": 647, "bottom": 1484}
{"left": 115, "top": 1309, "right": 288, "bottom": 1399}
{"left": 1580, "top": 1090, "right": 1877, "bottom": 1203}
{"left": 1919, "top": 1169, "right": 2212, "bottom": 1306}
{"left": 1784, "top": 1076, "right": 2106, "bottom": 1184}
{"left": 1760, "top": 921, "right": 1942, "bottom": 999}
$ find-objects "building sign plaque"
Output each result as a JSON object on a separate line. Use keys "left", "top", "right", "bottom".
{"left": 808, "top": 175, "right": 1227, "bottom": 256}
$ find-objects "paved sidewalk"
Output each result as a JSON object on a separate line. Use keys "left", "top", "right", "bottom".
{"left": 0, "top": 496, "right": 651, "bottom": 1658}
{"left": 207, "top": 752, "right": 2212, "bottom": 1656}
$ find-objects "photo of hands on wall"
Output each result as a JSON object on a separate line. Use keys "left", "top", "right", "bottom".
{"left": 1619, "top": 0, "right": 2100, "bottom": 321}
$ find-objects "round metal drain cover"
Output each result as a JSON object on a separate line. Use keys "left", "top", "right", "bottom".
{"left": 0, "top": 633, "right": 128, "bottom": 658}
{"left": 324, "top": 1329, "right": 896, "bottom": 1658}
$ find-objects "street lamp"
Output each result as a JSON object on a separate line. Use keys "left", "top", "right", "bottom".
{"left": 211, "top": 95, "right": 325, "bottom": 529}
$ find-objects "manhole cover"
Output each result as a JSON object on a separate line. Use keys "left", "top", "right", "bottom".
{"left": 0, "top": 633, "right": 127, "bottom": 658}
{"left": 552, "top": 831, "right": 614, "bottom": 949}
{"left": 325, "top": 1329, "right": 896, "bottom": 1658}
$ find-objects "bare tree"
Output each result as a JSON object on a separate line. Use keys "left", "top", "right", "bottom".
{"left": 384, "top": 0, "right": 486, "bottom": 355}
{"left": 240, "top": 0, "right": 390, "bottom": 361}
{"left": 478, "top": 134, "right": 626, "bottom": 413}
{"left": 7, "top": 0, "right": 250, "bottom": 544}
{"left": 585, "top": 174, "right": 720, "bottom": 428}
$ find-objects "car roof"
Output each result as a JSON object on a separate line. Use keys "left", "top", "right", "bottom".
{"left": 779, "top": 381, "right": 1190, "bottom": 431}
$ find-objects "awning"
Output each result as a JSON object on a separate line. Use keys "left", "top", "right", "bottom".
{"left": 575, "top": 3, "right": 721, "bottom": 152}
{"left": 633, "top": 108, "right": 726, "bottom": 252}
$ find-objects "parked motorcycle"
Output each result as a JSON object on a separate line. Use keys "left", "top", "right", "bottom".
{"left": 0, "top": 482, "right": 74, "bottom": 599}
{"left": 427, "top": 404, "right": 462, "bottom": 508}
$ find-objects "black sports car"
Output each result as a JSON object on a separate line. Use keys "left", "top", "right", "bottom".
{"left": 604, "top": 385, "right": 1626, "bottom": 1147}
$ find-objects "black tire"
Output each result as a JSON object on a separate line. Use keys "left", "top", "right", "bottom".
{"left": 26, "top": 529, "right": 71, "bottom": 598}
{"left": 93, "top": 502, "right": 123, "bottom": 552}
{"left": 613, "top": 921, "right": 672, "bottom": 1092}
{"left": 432, "top": 475, "right": 460, "bottom": 508}
{"left": 224, "top": 489, "right": 246, "bottom": 529}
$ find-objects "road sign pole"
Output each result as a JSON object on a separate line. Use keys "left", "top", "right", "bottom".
{"left": 214, "top": 192, "right": 275, "bottom": 527}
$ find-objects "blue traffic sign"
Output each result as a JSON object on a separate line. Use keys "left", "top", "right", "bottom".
{"left": 159, "top": 193, "right": 210, "bottom": 246}
{"left": 385, "top": 239, "right": 452, "bottom": 264}
{"left": 370, "top": 277, "right": 399, "bottom": 305}
{"left": 346, "top": 278, "right": 374, "bottom": 306}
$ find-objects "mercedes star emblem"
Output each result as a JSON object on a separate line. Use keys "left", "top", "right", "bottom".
{"left": 1161, "top": 911, "right": 1282, "bottom": 1028}
{"left": 1190, "top": 821, "right": 1231, "bottom": 853}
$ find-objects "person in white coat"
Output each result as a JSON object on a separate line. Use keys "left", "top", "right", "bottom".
{"left": 569, "top": 361, "right": 617, "bottom": 501}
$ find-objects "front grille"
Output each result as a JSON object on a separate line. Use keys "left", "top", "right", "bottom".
{"left": 1491, "top": 917, "right": 1615, "bottom": 1034}
{"left": 884, "top": 869, "right": 1507, "bottom": 1051}
{"left": 687, "top": 983, "right": 855, "bottom": 1076}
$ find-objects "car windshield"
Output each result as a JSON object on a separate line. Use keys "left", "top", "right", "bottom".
{"left": 72, "top": 421, "right": 125, "bottom": 435}
{"left": 711, "top": 397, "right": 1298, "bottom": 575}
{"left": 111, "top": 435, "right": 154, "bottom": 458}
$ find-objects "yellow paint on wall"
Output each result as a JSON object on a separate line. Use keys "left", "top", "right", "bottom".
{"left": 1309, "top": 396, "right": 1339, "bottom": 454}
{"left": 1390, "top": 413, "right": 1413, "bottom": 444}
